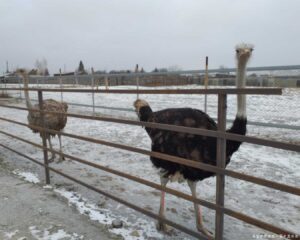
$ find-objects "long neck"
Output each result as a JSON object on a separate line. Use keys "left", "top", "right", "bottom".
{"left": 22, "top": 72, "right": 33, "bottom": 109}
{"left": 224, "top": 59, "right": 248, "bottom": 164}
{"left": 236, "top": 60, "right": 247, "bottom": 118}
{"left": 138, "top": 106, "right": 153, "bottom": 136}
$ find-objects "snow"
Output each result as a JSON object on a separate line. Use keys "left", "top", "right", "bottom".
{"left": 43, "top": 184, "right": 53, "bottom": 189}
{"left": 29, "top": 226, "right": 84, "bottom": 240}
{"left": 12, "top": 169, "right": 40, "bottom": 184}
{"left": 4, "top": 230, "right": 18, "bottom": 239}
{"left": 54, "top": 188, "right": 164, "bottom": 240}
{"left": 0, "top": 84, "right": 299, "bottom": 239}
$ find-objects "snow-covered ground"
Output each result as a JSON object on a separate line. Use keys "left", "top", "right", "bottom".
{"left": 0, "top": 84, "right": 299, "bottom": 240}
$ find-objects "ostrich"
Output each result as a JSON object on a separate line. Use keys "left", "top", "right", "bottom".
{"left": 133, "top": 44, "right": 253, "bottom": 238}
{"left": 16, "top": 69, "right": 68, "bottom": 162}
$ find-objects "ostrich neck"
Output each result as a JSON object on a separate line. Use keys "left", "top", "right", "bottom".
{"left": 236, "top": 60, "right": 247, "bottom": 118}
{"left": 22, "top": 73, "right": 33, "bottom": 110}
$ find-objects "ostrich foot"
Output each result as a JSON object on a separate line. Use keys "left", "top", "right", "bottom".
{"left": 156, "top": 221, "right": 172, "bottom": 234}
{"left": 197, "top": 225, "right": 214, "bottom": 240}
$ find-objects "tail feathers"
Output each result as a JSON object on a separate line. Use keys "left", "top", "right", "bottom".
{"left": 133, "top": 99, "right": 152, "bottom": 122}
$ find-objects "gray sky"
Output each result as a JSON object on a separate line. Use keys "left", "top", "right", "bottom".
{"left": 1, "top": 0, "right": 299, "bottom": 74}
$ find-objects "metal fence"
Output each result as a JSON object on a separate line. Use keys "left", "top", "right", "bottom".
{"left": 0, "top": 87, "right": 299, "bottom": 240}
{"left": 9, "top": 96, "right": 300, "bottom": 131}
{"left": 1, "top": 64, "right": 300, "bottom": 87}
{"left": 1, "top": 64, "right": 300, "bottom": 132}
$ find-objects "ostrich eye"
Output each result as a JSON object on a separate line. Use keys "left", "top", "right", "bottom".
{"left": 236, "top": 49, "right": 240, "bottom": 53}
{"left": 250, "top": 48, "right": 254, "bottom": 52}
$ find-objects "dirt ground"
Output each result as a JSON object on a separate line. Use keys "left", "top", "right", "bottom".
{"left": 0, "top": 158, "right": 121, "bottom": 240}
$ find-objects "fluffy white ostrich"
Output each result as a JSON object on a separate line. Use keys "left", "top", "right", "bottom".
{"left": 16, "top": 69, "right": 68, "bottom": 162}
{"left": 133, "top": 44, "right": 253, "bottom": 239}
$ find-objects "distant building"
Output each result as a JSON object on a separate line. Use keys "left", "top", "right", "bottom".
{"left": 53, "top": 72, "right": 75, "bottom": 76}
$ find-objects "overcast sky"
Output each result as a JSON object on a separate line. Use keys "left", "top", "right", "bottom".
{"left": 1, "top": 0, "right": 299, "bottom": 74}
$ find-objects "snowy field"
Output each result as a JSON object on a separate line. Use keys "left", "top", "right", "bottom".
{"left": 0, "top": 84, "right": 299, "bottom": 240}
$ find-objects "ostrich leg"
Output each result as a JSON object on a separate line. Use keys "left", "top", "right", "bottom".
{"left": 156, "top": 176, "right": 169, "bottom": 232}
{"left": 47, "top": 137, "right": 55, "bottom": 162}
{"left": 187, "top": 180, "right": 213, "bottom": 239}
{"left": 58, "top": 133, "right": 65, "bottom": 162}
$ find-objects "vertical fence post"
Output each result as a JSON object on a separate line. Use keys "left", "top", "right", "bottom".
{"left": 2, "top": 72, "right": 7, "bottom": 96}
{"left": 59, "top": 69, "right": 63, "bottom": 102}
{"left": 18, "top": 75, "right": 22, "bottom": 99}
{"left": 91, "top": 67, "right": 95, "bottom": 115}
{"left": 204, "top": 56, "right": 209, "bottom": 113}
{"left": 36, "top": 76, "right": 39, "bottom": 87}
{"left": 74, "top": 71, "right": 78, "bottom": 86}
{"left": 215, "top": 93, "right": 227, "bottom": 240}
{"left": 38, "top": 90, "right": 51, "bottom": 184}
{"left": 96, "top": 77, "right": 99, "bottom": 90}
{"left": 105, "top": 75, "right": 108, "bottom": 90}
{"left": 135, "top": 64, "right": 139, "bottom": 99}
{"left": 95, "top": 72, "right": 99, "bottom": 90}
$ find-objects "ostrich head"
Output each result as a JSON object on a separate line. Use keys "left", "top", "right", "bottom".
{"left": 134, "top": 99, "right": 149, "bottom": 113}
{"left": 133, "top": 99, "right": 152, "bottom": 122}
{"left": 235, "top": 43, "right": 254, "bottom": 66}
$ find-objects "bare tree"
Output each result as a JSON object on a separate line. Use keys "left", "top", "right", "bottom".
{"left": 35, "top": 58, "right": 48, "bottom": 76}
{"left": 167, "top": 65, "right": 182, "bottom": 72}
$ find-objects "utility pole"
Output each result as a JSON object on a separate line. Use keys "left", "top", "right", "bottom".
{"left": 204, "top": 56, "right": 209, "bottom": 113}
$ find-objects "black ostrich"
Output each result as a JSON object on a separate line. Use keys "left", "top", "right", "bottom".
{"left": 133, "top": 44, "right": 253, "bottom": 239}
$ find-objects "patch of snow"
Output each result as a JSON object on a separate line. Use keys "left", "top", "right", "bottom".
{"left": 12, "top": 169, "right": 40, "bottom": 184}
{"left": 29, "top": 226, "right": 84, "bottom": 240}
{"left": 4, "top": 230, "right": 18, "bottom": 239}
{"left": 54, "top": 188, "right": 164, "bottom": 240}
{"left": 43, "top": 184, "right": 53, "bottom": 189}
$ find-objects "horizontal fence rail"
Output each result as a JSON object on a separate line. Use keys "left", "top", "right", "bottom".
{"left": 7, "top": 96, "right": 300, "bottom": 131}
{"left": 1, "top": 116, "right": 300, "bottom": 194}
{"left": 0, "top": 87, "right": 299, "bottom": 240}
{"left": 0, "top": 105, "right": 298, "bottom": 153}
{"left": 0, "top": 87, "right": 283, "bottom": 95}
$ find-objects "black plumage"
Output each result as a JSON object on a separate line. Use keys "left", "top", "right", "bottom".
{"left": 137, "top": 105, "right": 246, "bottom": 181}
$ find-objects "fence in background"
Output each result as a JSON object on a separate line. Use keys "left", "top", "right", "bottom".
{"left": 1, "top": 64, "right": 300, "bottom": 124}
{"left": 0, "top": 87, "right": 299, "bottom": 240}
{"left": 1, "top": 64, "right": 300, "bottom": 87}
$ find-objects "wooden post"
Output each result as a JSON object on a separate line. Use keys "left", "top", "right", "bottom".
{"left": 91, "top": 67, "right": 95, "bottom": 115}
{"left": 59, "top": 68, "right": 63, "bottom": 102}
{"left": 105, "top": 76, "right": 108, "bottom": 90}
{"left": 38, "top": 90, "right": 50, "bottom": 184}
{"left": 18, "top": 75, "right": 22, "bottom": 99}
{"left": 2, "top": 72, "right": 7, "bottom": 96}
{"left": 74, "top": 71, "right": 78, "bottom": 86}
{"left": 215, "top": 93, "right": 227, "bottom": 240}
{"left": 95, "top": 72, "right": 99, "bottom": 90}
{"left": 135, "top": 64, "right": 139, "bottom": 99}
{"left": 204, "top": 56, "right": 209, "bottom": 113}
